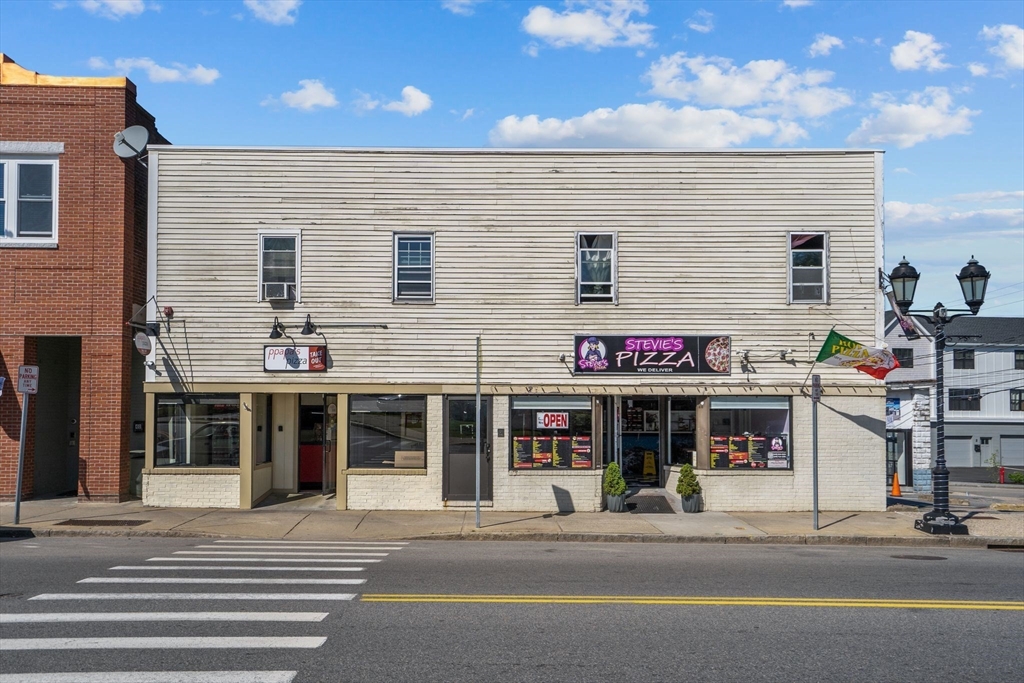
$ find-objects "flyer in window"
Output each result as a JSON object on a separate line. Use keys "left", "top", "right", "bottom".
{"left": 553, "top": 436, "right": 571, "bottom": 468}
{"left": 749, "top": 436, "right": 768, "bottom": 468}
{"left": 513, "top": 437, "right": 533, "bottom": 469}
{"left": 532, "top": 436, "right": 553, "bottom": 467}
{"left": 767, "top": 435, "right": 789, "bottom": 468}
{"left": 728, "top": 436, "right": 749, "bottom": 467}
{"left": 710, "top": 436, "right": 730, "bottom": 469}
{"left": 571, "top": 436, "right": 592, "bottom": 468}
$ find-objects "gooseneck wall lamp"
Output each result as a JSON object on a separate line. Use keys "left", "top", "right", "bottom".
{"left": 887, "top": 256, "right": 991, "bottom": 535}
{"left": 268, "top": 315, "right": 389, "bottom": 341}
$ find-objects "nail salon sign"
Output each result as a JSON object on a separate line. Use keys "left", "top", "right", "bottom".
{"left": 264, "top": 345, "right": 327, "bottom": 372}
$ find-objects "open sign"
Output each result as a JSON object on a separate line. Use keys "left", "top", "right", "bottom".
{"left": 536, "top": 412, "right": 569, "bottom": 429}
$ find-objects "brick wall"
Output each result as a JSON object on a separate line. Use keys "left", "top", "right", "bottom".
{"left": 142, "top": 473, "right": 240, "bottom": 508}
{"left": 0, "top": 80, "right": 165, "bottom": 501}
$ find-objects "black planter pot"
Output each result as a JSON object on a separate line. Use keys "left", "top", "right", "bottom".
{"left": 606, "top": 494, "right": 626, "bottom": 512}
{"left": 680, "top": 494, "right": 701, "bottom": 513}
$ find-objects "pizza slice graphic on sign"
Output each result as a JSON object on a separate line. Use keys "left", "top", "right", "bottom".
{"left": 704, "top": 336, "right": 731, "bottom": 373}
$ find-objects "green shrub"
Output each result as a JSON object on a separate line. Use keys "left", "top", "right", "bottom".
{"left": 675, "top": 463, "right": 702, "bottom": 497}
{"left": 1009, "top": 471, "right": 1024, "bottom": 485}
{"left": 603, "top": 462, "right": 627, "bottom": 497}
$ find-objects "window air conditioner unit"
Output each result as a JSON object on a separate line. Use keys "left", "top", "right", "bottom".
{"left": 263, "top": 283, "right": 291, "bottom": 300}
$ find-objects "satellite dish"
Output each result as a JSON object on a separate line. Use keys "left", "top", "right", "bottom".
{"left": 114, "top": 125, "right": 149, "bottom": 159}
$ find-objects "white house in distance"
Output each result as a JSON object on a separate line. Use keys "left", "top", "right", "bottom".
{"left": 141, "top": 147, "right": 888, "bottom": 513}
{"left": 885, "top": 313, "right": 1024, "bottom": 488}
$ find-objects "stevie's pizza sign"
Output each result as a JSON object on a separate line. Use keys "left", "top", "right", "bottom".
{"left": 574, "top": 335, "right": 732, "bottom": 375}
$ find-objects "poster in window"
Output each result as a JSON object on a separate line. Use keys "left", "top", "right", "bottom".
{"left": 710, "top": 436, "right": 730, "bottom": 469}
{"left": 767, "top": 435, "right": 789, "bottom": 468}
{"left": 553, "top": 436, "right": 571, "bottom": 468}
{"left": 532, "top": 437, "right": 553, "bottom": 467}
{"left": 513, "top": 437, "right": 533, "bottom": 469}
{"left": 644, "top": 410, "right": 660, "bottom": 433}
{"left": 748, "top": 436, "right": 768, "bottom": 468}
{"left": 571, "top": 436, "right": 592, "bottom": 468}
{"left": 728, "top": 436, "right": 749, "bottom": 467}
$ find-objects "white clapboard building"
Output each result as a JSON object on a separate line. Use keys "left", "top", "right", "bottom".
{"left": 141, "top": 147, "right": 887, "bottom": 512}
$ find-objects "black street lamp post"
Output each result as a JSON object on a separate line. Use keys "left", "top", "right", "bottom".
{"left": 888, "top": 256, "right": 991, "bottom": 535}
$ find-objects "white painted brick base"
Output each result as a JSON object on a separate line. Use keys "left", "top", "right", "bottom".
{"left": 142, "top": 473, "right": 240, "bottom": 509}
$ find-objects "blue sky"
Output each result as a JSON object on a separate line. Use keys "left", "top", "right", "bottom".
{"left": 2, "top": 0, "right": 1022, "bottom": 317}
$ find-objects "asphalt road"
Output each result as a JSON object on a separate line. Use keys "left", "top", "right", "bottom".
{"left": 1, "top": 536, "right": 1022, "bottom": 683}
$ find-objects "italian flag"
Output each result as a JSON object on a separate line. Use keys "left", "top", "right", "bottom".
{"left": 815, "top": 330, "right": 900, "bottom": 379}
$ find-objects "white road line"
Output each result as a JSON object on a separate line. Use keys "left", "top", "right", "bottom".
{"left": 78, "top": 578, "right": 365, "bottom": 585}
{"left": 174, "top": 551, "right": 388, "bottom": 557}
{"left": 214, "top": 540, "right": 407, "bottom": 545}
{"left": 29, "top": 593, "right": 357, "bottom": 601}
{"left": 193, "top": 545, "right": 404, "bottom": 551}
{"left": 0, "top": 673, "right": 297, "bottom": 683}
{"left": 0, "top": 637, "right": 326, "bottom": 651}
{"left": 111, "top": 566, "right": 364, "bottom": 572}
{"left": 146, "top": 557, "right": 379, "bottom": 563}
{"left": 0, "top": 612, "right": 328, "bottom": 623}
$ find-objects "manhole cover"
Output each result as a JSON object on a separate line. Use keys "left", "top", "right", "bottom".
{"left": 55, "top": 519, "right": 149, "bottom": 527}
{"left": 626, "top": 495, "right": 675, "bottom": 514}
{"left": 890, "top": 554, "right": 948, "bottom": 561}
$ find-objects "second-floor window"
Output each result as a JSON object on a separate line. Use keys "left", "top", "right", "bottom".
{"left": 1011, "top": 389, "right": 1023, "bottom": 412}
{"left": 948, "top": 388, "right": 981, "bottom": 411}
{"left": 577, "top": 233, "right": 616, "bottom": 304}
{"left": 259, "top": 233, "right": 299, "bottom": 301}
{"left": 394, "top": 234, "right": 434, "bottom": 301}
{"left": 953, "top": 349, "right": 975, "bottom": 369}
{"left": 0, "top": 157, "right": 58, "bottom": 243}
{"left": 1015, "top": 350, "right": 1024, "bottom": 370}
{"left": 893, "top": 348, "right": 914, "bottom": 368}
{"left": 789, "top": 233, "right": 828, "bottom": 304}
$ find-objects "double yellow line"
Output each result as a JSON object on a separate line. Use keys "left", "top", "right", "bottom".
{"left": 360, "top": 594, "right": 1024, "bottom": 611}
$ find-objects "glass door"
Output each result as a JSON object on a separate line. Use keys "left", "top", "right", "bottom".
{"left": 323, "top": 395, "right": 337, "bottom": 496}
{"left": 619, "top": 396, "right": 661, "bottom": 486}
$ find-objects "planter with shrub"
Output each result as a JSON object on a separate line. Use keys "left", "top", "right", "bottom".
{"left": 675, "top": 463, "right": 702, "bottom": 513}
{"left": 603, "top": 462, "right": 627, "bottom": 512}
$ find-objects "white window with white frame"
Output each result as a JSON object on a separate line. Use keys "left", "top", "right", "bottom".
{"left": 788, "top": 232, "right": 828, "bottom": 304}
{"left": 393, "top": 233, "right": 434, "bottom": 301}
{"left": 577, "top": 232, "right": 617, "bottom": 304}
{"left": 258, "top": 232, "right": 300, "bottom": 301}
{"left": 0, "top": 156, "right": 59, "bottom": 244}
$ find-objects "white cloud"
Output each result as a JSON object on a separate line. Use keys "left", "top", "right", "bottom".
{"left": 521, "top": 0, "right": 655, "bottom": 51}
{"left": 847, "top": 87, "right": 978, "bottom": 149}
{"left": 524, "top": 42, "right": 540, "bottom": 57}
{"left": 886, "top": 200, "right": 1023, "bottom": 228}
{"left": 981, "top": 24, "right": 1024, "bottom": 70}
{"left": 352, "top": 91, "right": 380, "bottom": 113}
{"left": 890, "top": 30, "right": 951, "bottom": 71}
{"left": 244, "top": 0, "right": 301, "bottom": 25}
{"left": 646, "top": 52, "right": 852, "bottom": 119}
{"left": 79, "top": 0, "right": 147, "bottom": 19}
{"left": 382, "top": 86, "right": 433, "bottom": 116}
{"left": 52, "top": 1, "right": 70, "bottom": 9}
{"left": 687, "top": 9, "right": 713, "bottom": 34}
{"left": 967, "top": 62, "right": 989, "bottom": 77}
{"left": 265, "top": 79, "right": 338, "bottom": 111}
{"left": 90, "top": 56, "right": 220, "bottom": 84}
{"left": 782, "top": 1, "right": 813, "bottom": 8}
{"left": 442, "top": 0, "right": 483, "bottom": 15}
{"left": 488, "top": 101, "right": 805, "bottom": 147}
{"left": 892, "top": 167, "right": 912, "bottom": 174}
{"left": 949, "top": 190, "right": 1024, "bottom": 203}
{"left": 808, "top": 33, "right": 843, "bottom": 57}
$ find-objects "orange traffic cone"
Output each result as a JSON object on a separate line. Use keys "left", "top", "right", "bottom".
{"left": 891, "top": 471, "right": 902, "bottom": 497}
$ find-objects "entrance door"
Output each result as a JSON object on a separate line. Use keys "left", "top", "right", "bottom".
{"left": 298, "top": 394, "right": 324, "bottom": 490}
{"left": 323, "top": 395, "right": 337, "bottom": 496}
{"left": 443, "top": 397, "right": 492, "bottom": 501}
{"left": 886, "top": 430, "right": 913, "bottom": 487}
{"left": 620, "top": 396, "right": 661, "bottom": 486}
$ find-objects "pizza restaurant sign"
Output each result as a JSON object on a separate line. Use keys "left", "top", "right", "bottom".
{"left": 264, "top": 345, "right": 327, "bottom": 372}
{"left": 574, "top": 335, "right": 732, "bottom": 375}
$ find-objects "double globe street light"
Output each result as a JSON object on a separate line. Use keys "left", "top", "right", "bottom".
{"left": 888, "top": 256, "right": 991, "bottom": 535}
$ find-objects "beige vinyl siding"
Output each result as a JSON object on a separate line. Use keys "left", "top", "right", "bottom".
{"left": 151, "top": 149, "right": 880, "bottom": 389}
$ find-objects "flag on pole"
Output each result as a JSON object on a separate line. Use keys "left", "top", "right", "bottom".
{"left": 814, "top": 330, "right": 900, "bottom": 379}
{"left": 885, "top": 290, "right": 921, "bottom": 341}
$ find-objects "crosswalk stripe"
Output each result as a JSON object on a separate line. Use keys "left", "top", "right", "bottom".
{"left": 78, "top": 578, "right": 366, "bottom": 585}
{"left": 194, "top": 545, "right": 404, "bottom": 551}
{"left": 214, "top": 540, "right": 407, "bottom": 545}
{"left": 0, "top": 612, "right": 328, "bottom": 623}
{"left": 29, "top": 593, "right": 357, "bottom": 601}
{"left": 0, "top": 673, "right": 297, "bottom": 683}
{"left": 0, "top": 637, "right": 326, "bottom": 651}
{"left": 146, "top": 557, "right": 379, "bottom": 563}
{"left": 174, "top": 551, "right": 388, "bottom": 557}
{"left": 111, "top": 566, "right": 364, "bottom": 572}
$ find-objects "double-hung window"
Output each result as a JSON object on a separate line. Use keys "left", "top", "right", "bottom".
{"left": 0, "top": 156, "right": 59, "bottom": 244}
{"left": 1011, "top": 389, "right": 1023, "bottom": 412}
{"left": 577, "top": 233, "right": 616, "bottom": 304}
{"left": 788, "top": 233, "right": 828, "bottom": 303}
{"left": 948, "top": 388, "right": 981, "bottom": 411}
{"left": 1015, "top": 350, "right": 1024, "bottom": 370}
{"left": 953, "top": 349, "right": 974, "bottom": 370}
{"left": 893, "top": 348, "right": 914, "bottom": 368}
{"left": 394, "top": 234, "right": 434, "bottom": 301}
{"left": 258, "top": 232, "right": 300, "bottom": 301}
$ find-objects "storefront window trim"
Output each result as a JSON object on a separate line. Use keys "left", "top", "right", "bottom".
{"left": 710, "top": 396, "right": 792, "bottom": 470}
{"left": 155, "top": 393, "right": 241, "bottom": 469}
{"left": 348, "top": 394, "right": 427, "bottom": 469}
{"left": 509, "top": 395, "right": 595, "bottom": 470}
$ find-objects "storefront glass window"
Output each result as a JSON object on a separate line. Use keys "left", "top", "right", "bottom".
{"left": 155, "top": 394, "right": 240, "bottom": 468}
{"left": 669, "top": 397, "right": 697, "bottom": 465}
{"left": 349, "top": 395, "right": 426, "bottom": 468}
{"left": 509, "top": 396, "right": 594, "bottom": 469}
{"left": 710, "top": 396, "right": 791, "bottom": 470}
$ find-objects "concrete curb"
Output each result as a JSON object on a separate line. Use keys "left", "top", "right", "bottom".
{"left": 6, "top": 525, "right": 1020, "bottom": 549}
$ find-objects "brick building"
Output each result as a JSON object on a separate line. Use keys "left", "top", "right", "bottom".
{"left": 0, "top": 55, "right": 167, "bottom": 502}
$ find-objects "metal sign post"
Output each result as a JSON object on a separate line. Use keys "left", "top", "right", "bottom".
{"left": 15, "top": 365, "right": 40, "bottom": 525}
{"left": 475, "top": 336, "right": 482, "bottom": 530}
{"left": 811, "top": 374, "right": 821, "bottom": 531}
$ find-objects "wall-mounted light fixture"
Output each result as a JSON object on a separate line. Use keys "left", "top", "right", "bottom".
{"left": 268, "top": 317, "right": 286, "bottom": 339}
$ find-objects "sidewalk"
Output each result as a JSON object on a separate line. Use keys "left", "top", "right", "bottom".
{"left": 2, "top": 493, "right": 1022, "bottom": 548}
